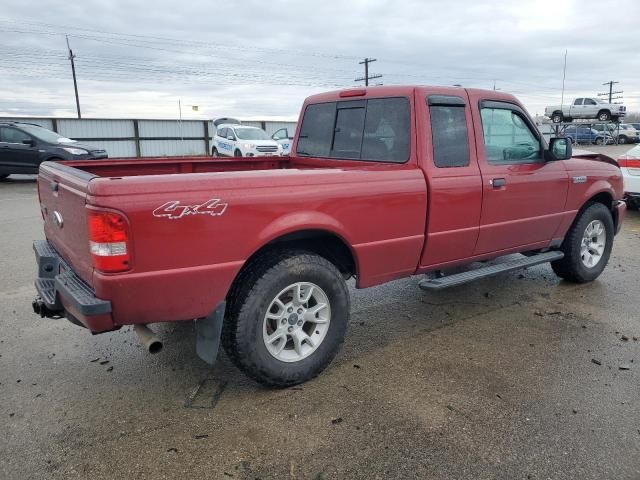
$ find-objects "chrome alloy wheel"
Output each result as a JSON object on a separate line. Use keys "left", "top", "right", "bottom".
{"left": 580, "top": 220, "right": 606, "bottom": 268}
{"left": 262, "top": 282, "right": 331, "bottom": 362}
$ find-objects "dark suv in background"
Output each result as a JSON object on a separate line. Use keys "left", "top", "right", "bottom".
{"left": 0, "top": 122, "right": 107, "bottom": 180}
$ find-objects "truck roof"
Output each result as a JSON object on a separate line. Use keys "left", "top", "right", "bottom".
{"left": 304, "top": 85, "right": 521, "bottom": 105}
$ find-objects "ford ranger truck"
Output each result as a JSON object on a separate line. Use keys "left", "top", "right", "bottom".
{"left": 545, "top": 97, "right": 627, "bottom": 124}
{"left": 32, "top": 86, "right": 626, "bottom": 387}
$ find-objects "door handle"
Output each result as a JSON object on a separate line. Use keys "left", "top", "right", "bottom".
{"left": 491, "top": 178, "right": 506, "bottom": 188}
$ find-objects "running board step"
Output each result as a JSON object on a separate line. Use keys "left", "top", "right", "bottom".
{"left": 418, "top": 251, "right": 565, "bottom": 291}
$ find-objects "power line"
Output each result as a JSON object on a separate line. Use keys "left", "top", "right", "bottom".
{"left": 355, "top": 58, "right": 382, "bottom": 86}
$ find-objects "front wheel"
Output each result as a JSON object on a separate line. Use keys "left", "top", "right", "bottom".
{"left": 618, "top": 135, "right": 627, "bottom": 145}
{"left": 595, "top": 137, "right": 604, "bottom": 146}
{"left": 551, "top": 202, "right": 614, "bottom": 283}
{"left": 212, "top": 147, "right": 219, "bottom": 156}
{"left": 597, "top": 111, "right": 611, "bottom": 122}
{"left": 222, "top": 251, "right": 350, "bottom": 387}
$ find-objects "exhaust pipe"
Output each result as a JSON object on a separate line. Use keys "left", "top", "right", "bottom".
{"left": 133, "top": 324, "right": 163, "bottom": 354}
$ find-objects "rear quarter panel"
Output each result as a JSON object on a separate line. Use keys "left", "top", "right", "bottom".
{"left": 88, "top": 166, "right": 427, "bottom": 325}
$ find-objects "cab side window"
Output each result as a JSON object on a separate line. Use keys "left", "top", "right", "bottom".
{"left": 429, "top": 102, "right": 469, "bottom": 168}
{"left": 480, "top": 107, "right": 541, "bottom": 165}
{"left": 584, "top": 98, "right": 597, "bottom": 106}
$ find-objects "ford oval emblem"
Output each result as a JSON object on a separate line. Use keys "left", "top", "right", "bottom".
{"left": 52, "top": 211, "right": 64, "bottom": 229}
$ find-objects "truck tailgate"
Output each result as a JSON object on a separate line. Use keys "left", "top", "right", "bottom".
{"left": 38, "top": 163, "right": 94, "bottom": 285}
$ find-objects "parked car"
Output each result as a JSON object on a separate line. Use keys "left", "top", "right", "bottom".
{"left": 0, "top": 121, "right": 107, "bottom": 180}
{"left": 32, "top": 86, "right": 626, "bottom": 387}
{"left": 271, "top": 127, "right": 295, "bottom": 155}
{"left": 562, "top": 125, "right": 613, "bottom": 145}
{"left": 212, "top": 124, "right": 283, "bottom": 157}
{"left": 545, "top": 97, "right": 627, "bottom": 123}
{"left": 628, "top": 123, "right": 640, "bottom": 132}
{"left": 617, "top": 144, "right": 640, "bottom": 209}
{"left": 593, "top": 123, "right": 640, "bottom": 144}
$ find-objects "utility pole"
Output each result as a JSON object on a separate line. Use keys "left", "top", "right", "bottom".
{"left": 355, "top": 57, "right": 382, "bottom": 86}
{"left": 66, "top": 36, "right": 81, "bottom": 118}
{"left": 598, "top": 80, "right": 623, "bottom": 104}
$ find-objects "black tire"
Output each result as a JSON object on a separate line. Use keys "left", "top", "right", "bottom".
{"left": 0, "top": 174, "right": 9, "bottom": 181}
{"left": 234, "top": 149, "right": 242, "bottom": 158}
{"left": 552, "top": 112, "right": 563, "bottom": 124}
{"left": 595, "top": 136, "right": 604, "bottom": 146}
{"left": 212, "top": 147, "right": 219, "bottom": 156}
{"left": 618, "top": 135, "right": 627, "bottom": 145}
{"left": 597, "top": 110, "right": 611, "bottom": 122}
{"left": 222, "top": 251, "right": 350, "bottom": 387}
{"left": 566, "top": 136, "right": 574, "bottom": 145}
{"left": 551, "top": 202, "right": 614, "bottom": 283}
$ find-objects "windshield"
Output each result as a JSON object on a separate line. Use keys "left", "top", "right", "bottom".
{"left": 234, "top": 127, "right": 270, "bottom": 140}
{"left": 19, "top": 124, "right": 75, "bottom": 143}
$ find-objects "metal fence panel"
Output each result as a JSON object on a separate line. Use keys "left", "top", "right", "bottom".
{"left": 140, "top": 139, "right": 206, "bottom": 157}
{"left": 90, "top": 140, "right": 138, "bottom": 158}
{"left": 56, "top": 119, "right": 134, "bottom": 139}
{"left": 139, "top": 120, "right": 204, "bottom": 138}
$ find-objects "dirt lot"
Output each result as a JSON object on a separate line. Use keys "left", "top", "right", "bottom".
{"left": 1, "top": 145, "right": 639, "bottom": 479}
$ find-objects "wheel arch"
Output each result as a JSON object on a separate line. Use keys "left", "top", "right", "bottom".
{"left": 225, "top": 226, "right": 358, "bottom": 305}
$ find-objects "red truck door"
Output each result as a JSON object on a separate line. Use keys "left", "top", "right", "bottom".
{"left": 418, "top": 90, "right": 483, "bottom": 267}
{"left": 470, "top": 98, "right": 569, "bottom": 254}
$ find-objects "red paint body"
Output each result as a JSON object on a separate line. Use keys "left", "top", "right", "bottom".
{"left": 36, "top": 86, "right": 625, "bottom": 333}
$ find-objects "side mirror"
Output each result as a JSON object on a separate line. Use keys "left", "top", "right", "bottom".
{"left": 227, "top": 135, "right": 235, "bottom": 141}
{"left": 547, "top": 137, "right": 572, "bottom": 161}
{"left": 22, "top": 138, "right": 36, "bottom": 147}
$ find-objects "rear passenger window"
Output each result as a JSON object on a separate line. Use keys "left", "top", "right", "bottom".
{"left": 332, "top": 104, "right": 365, "bottom": 159}
{"left": 429, "top": 105, "right": 469, "bottom": 168}
{"left": 297, "top": 97, "right": 409, "bottom": 163}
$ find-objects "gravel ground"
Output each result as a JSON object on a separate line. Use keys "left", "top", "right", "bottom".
{"left": 1, "top": 150, "right": 639, "bottom": 479}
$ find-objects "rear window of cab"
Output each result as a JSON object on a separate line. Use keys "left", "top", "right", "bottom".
{"left": 296, "top": 97, "right": 410, "bottom": 163}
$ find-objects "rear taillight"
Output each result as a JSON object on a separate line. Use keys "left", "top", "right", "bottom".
{"left": 87, "top": 209, "right": 131, "bottom": 273}
{"left": 617, "top": 156, "right": 640, "bottom": 169}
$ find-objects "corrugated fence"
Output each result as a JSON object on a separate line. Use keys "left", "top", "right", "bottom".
{"left": 0, "top": 117, "right": 297, "bottom": 158}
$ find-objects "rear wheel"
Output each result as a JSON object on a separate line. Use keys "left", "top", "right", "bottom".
{"left": 234, "top": 149, "right": 242, "bottom": 158}
{"left": 0, "top": 174, "right": 9, "bottom": 181}
{"left": 595, "top": 137, "right": 604, "bottom": 146}
{"left": 618, "top": 135, "right": 627, "bottom": 145}
{"left": 551, "top": 202, "right": 614, "bottom": 283}
{"left": 222, "top": 251, "right": 350, "bottom": 387}
{"left": 552, "top": 112, "right": 563, "bottom": 124}
{"left": 212, "top": 147, "right": 219, "bottom": 156}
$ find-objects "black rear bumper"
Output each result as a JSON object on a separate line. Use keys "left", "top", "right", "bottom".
{"left": 33, "top": 240, "right": 111, "bottom": 317}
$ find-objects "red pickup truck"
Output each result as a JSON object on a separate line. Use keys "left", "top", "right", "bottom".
{"left": 32, "top": 86, "right": 626, "bottom": 387}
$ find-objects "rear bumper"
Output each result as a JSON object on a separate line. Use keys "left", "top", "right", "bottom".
{"left": 33, "top": 240, "right": 115, "bottom": 333}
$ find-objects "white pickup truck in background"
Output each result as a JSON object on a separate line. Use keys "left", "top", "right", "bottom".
{"left": 545, "top": 97, "right": 626, "bottom": 123}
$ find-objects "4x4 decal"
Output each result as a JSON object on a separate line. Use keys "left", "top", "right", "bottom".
{"left": 153, "top": 199, "right": 228, "bottom": 220}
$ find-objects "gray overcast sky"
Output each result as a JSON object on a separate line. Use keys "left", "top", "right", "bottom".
{"left": 1, "top": 0, "right": 638, "bottom": 120}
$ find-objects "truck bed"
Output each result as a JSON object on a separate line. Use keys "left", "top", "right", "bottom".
{"left": 61, "top": 156, "right": 295, "bottom": 178}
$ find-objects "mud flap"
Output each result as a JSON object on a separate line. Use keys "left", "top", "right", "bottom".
{"left": 195, "top": 301, "right": 226, "bottom": 365}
